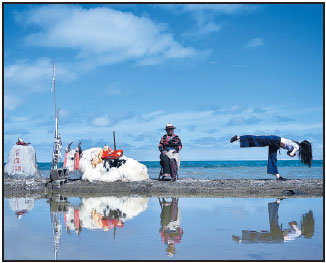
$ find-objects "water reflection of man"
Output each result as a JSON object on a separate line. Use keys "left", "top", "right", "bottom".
{"left": 159, "top": 198, "right": 183, "bottom": 257}
{"left": 232, "top": 199, "right": 314, "bottom": 244}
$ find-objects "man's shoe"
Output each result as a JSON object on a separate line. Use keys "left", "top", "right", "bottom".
{"left": 276, "top": 176, "right": 288, "bottom": 181}
{"left": 230, "top": 135, "right": 238, "bottom": 143}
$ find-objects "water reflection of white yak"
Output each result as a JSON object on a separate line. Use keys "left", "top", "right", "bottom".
{"left": 7, "top": 197, "right": 35, "bottom": 220}
{"left": 64, "top": 196, "right": 149, "bottom": 233}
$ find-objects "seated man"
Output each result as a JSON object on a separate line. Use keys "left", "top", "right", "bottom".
{"left": 158, "top": 123, "right": 182, "bottom": 181}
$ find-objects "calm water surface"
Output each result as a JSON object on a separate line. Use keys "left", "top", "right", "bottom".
{"left": 4, "top": 195, "right": 323, "bottom": 260}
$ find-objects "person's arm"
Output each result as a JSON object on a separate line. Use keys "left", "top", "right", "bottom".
{"left": 178, "top": 137, "right": 182, "bottom": 152}
{"left": 173, "top": 135, "right": 182, "bottom": 153}
{"left": 159, "top": 135, "right": 166, "bottom": 153}
{"left": 288, "top": 148, "right": 298, "bottom": 157}
{"left": 287, "top": 142, "right": 299, "bottom": 157}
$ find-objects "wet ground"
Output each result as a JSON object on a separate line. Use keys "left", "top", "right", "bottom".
{"left": 4, "top": 178, "right": 323, "bottom": 198}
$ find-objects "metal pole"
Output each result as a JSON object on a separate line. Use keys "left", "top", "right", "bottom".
{"left": 53, "top": 63, "right": 57, "bottom": 138}
{"left": 113, "top": 131, "right": 116, "bottom": 151}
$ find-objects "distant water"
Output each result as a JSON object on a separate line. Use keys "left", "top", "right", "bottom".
{"left": 35, "top": 160, "right": 323, "bottom": 180}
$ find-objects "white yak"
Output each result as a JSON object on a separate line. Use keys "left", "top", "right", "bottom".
{"left": 63, "top": 143, "right": 148, "bottom": 182}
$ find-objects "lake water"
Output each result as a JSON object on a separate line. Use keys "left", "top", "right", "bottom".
{"left": 4, "top": 161, "right": 324, "bottom": 260}
{"left": 4, "top": 195, "right": 323, "bottom": 260}
{"left": 37, "top": 160, "right": 324, "bottom": 180}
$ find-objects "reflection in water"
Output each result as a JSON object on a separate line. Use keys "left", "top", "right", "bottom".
{"left": 64, "top": 196, "right": 149, "bottom": 233}
{"left": 47, "top": 193, "right": 70, "bottom": 260}
{"left": 7, "top": 197, "right": 35, "bottom": 220}
{"left": 47, "top": 194, "right": 149, "bottom": 260}
{"left": 232, "top": 199, "right": 315, "bottom": 244}
{"left": 159, "top": 198, "right": 183, "bottom": 257}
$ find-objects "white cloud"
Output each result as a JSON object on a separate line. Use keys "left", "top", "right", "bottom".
{"left": 141, "top": 110, "right": 164, "bottom": 120}
{"left": 4, "top": 95, "right": 22, "bottom": 111}
{"left": 92, "top": 116, "right": 111, "bottom": 127}
{"left": 17, "top": 5, "right": 196, "bottom": 66}
{"left": 4, "top": 105, "right": 323, "bottom": 161}
{"left": 182, "top": 4, "right": 251, "bottom": 14}
{"left": 162, "top": 4, "right": 255, "bottom": 15}
{"left": 4, "top": 58, "right": 75, "bottom": 93}
{"left": 106, "top": 82, "right": 135, "bottom": 97}
{"left": 4, "top": 58, "right": 76, "bottom": 110}
{"left": 246, "top": 37, "right": 264, "bottom": 48}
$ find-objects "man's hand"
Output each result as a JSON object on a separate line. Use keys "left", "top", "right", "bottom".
{"left": 172, "top": 150, "right": 178, "bottom": 154}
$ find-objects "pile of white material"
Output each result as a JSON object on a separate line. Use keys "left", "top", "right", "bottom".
{"left": 65, "top": 147, "right": 149, "bottom": 182}
{"left": 4, "top": 145, "right": 41, "bottom": 179}
{"left": 65, "top": 196, "right": 149, "bottom": 231}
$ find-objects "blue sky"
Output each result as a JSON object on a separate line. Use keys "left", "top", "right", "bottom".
{"left": 3, "top": 3, "right": 323, "bottom": 162}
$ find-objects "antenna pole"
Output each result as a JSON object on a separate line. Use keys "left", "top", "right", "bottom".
{"left": 113, "top": 131, "right": 116, "bottom": 151}
{"left": 52, "top": 63, "right": 58, "bottom": 138}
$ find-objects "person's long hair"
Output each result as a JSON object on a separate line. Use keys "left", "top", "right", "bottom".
{"left": 298, "top": 140, "right": 312, "bottom": 167}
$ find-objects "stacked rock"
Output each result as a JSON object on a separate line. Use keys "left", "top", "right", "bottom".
{"left": 4, "top": 141, "right": 41, "bottom": 180}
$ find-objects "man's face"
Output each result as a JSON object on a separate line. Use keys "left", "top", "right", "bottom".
{"left": 166, "top": 128, "right": 174, "bottom": 135}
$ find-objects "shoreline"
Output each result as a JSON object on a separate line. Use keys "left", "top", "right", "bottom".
{"left": 4, "top": 178, "right": 323, "bottom": 198}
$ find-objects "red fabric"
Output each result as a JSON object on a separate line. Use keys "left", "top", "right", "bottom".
{"left": 74, "top": 209, "right": 80, "bottom": 229}
{"left": 64, "top": 213, "right": 67, "bottom": 229}
{"left": 74, "top": 152, "right": 80, "bottom": 170}
{"left": 16, "top": 141, "right": 29, "bottom": 146}
{"left": 63, "top": 152, "right": 68, "bottom": 167}
{"left": 102, "top": 150, "right": 110, "bottom": 159}
{"left": 106, "top": 150, "right": 124, "bottom": 159}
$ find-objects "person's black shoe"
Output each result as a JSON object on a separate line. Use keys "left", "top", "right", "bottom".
{"left": 230, "top": 135, "right": 238, "bottom": 143}
{"left": 276, "top": 176, "right": 288, "bottom": 181}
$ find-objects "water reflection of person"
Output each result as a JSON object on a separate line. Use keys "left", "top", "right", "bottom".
{"left": 159, "top": 198, "right": 183, "bottom": 257}
{"left": 232, "top": 198, "right": 314, "bottom": 244}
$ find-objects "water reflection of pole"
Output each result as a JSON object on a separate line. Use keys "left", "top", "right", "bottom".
{"left": 51, "top": 212, "right": 62, "bottom": 261}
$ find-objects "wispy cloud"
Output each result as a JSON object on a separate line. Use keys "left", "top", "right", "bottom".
{"left": 4, "top": 95, "right": 22, "bottom": 111}
{"left": 92, "top": 116, "right": 111, "bottom": 127}
{"left": 106, "top": 82, "right": 135, "bottom": 97}
{"left": 162, "top": 4, "right": 256, "bottom": 15}
{"left": 274, "top": 115, "right": 293, "bottom": 123}
{"left": 4, "top": 58, "right": 75, "bottom": 111}
{"left": 206, "top": 128, "right": 219, "bottom": 134}
{"left": 4, "top": 105, "right": 323, "bottom": 161}
{"left": 4, "top": 57, "right": 74, "bottom": 93}
{"left": 225, "top": 116, "right": 262, "bottom": 126}
{"left": 16, "top": 5, "right": 197, "bottom": 67}
{"left": 245, "top": 37, "right": 264, "bottom": 48}
{"left": 4, "top": 128, "right": 29, "bottom": 136}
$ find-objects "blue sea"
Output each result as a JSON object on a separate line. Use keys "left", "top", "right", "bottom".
{"left": 37, "top": 160, "right": 323, "bottom": 180}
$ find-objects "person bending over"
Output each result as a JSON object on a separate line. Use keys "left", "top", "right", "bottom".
{"left": 230, "top": 135, "right": 312, "bottom": 180}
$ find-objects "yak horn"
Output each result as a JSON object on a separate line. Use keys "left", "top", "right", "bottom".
{"left": 77, "top": 142, "right": 82, "bottom": 155}
{"left": 66, "top": 142, "right": 73, "bottom": 152}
